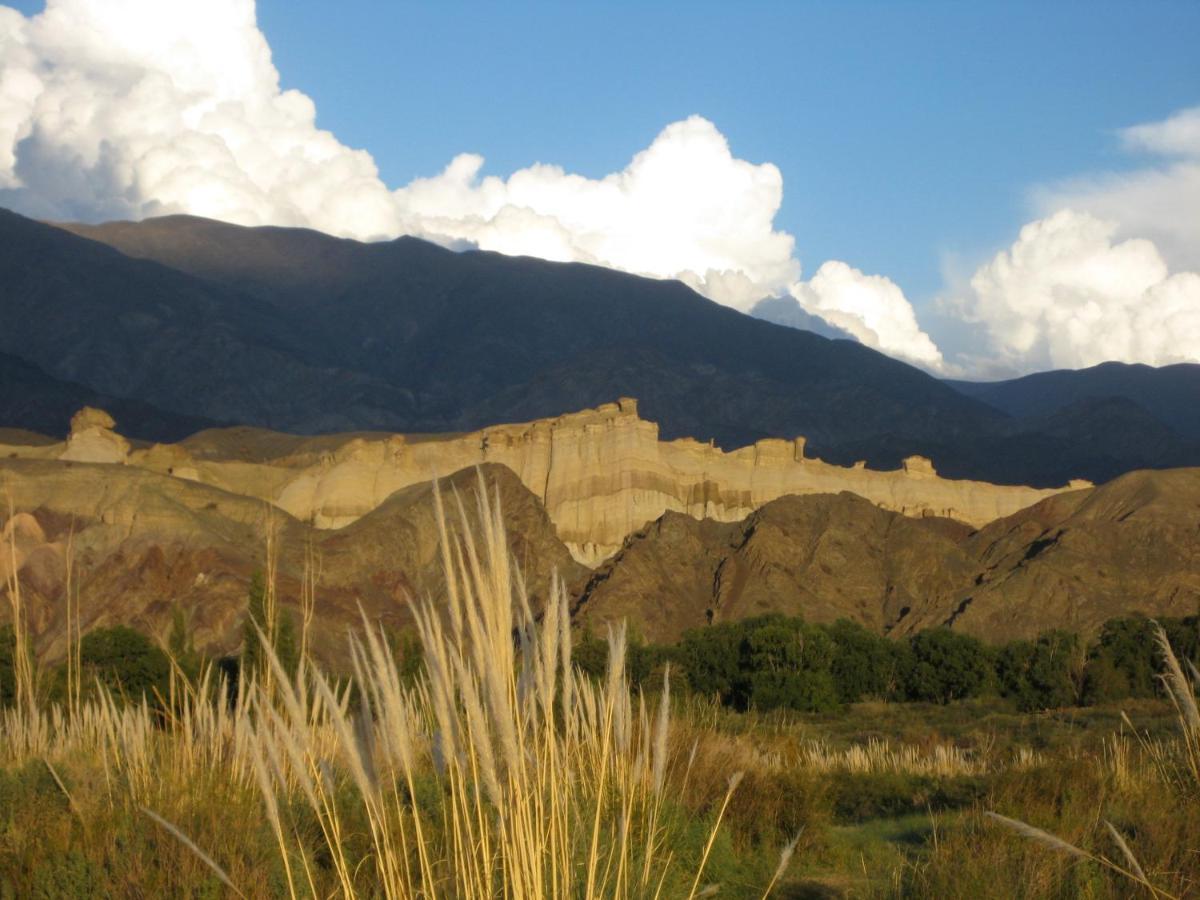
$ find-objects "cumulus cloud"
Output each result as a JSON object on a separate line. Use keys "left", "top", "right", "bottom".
{"left": 0, "top": 0, "right": 947, "bottom": 371}
{"left": 0, "top": 0, "right": 400, "bottom": 236}
{"left": 789, "top": 263, "right": 944, "bottom": 368}
{"left": 391, "top": 117, "right": 801, "bottom": 309}
{"left": 1036, "top": 105, "right": 1200, "bottom": 272}
{"left": 955, "top": 209, "right": 1200, "bottom": 371}
{"left": 949, "top": 106, "right": 1200, "bottom": 374}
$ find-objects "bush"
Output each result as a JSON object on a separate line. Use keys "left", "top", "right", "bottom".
{"left": 823, "top": 618, "right": 910, "bottom": 703}
{"left": 678, "top": 622, "right": 743, "bottom": 701}
{"left": 904, "top": 628, "right": 993, "bottom": 704}
{"left": 737, "top": 619, "right": 839, "bottom": 712}
{"left": 79, "top": 625, "right": 171, "bottom": 701}
{"left": 678, "top": 616, "right": 840, "bottom": 712}
{"left": 1081, "top": 616, "right": 1160, "bottom": 703}
{"left": 996, "top": 630, "right": 1082, "bottom": 711}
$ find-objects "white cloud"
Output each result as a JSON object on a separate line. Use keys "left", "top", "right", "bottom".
{"left": 951, "top": 107, "right": 1200, "bottom": 374}
{"left": 956, "top": 209, "right": 1200, "bottom": 371}
{"left": 1036, "top": 105, "right": 1200, "bottom": 272}
{"left": 789, "top": 263, "right": 944, "bottom": 369}
{"left": 391, "top": 117, "right": 801, "bottom": 309}
{"left": 0, "top": 0, "right": 947, "bottom": 371}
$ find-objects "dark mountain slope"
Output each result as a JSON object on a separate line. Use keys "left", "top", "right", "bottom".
{"left": 947, "top": 362, "right": 1200, "bottom": 440}
{"left": 0, "top": 350, "right": 213, "bottom": 441}
{"left": 0, "top": 209, "right": 426, "bottom": 432}
{"left": 46, "top": 211, "right": 1006, "bottom": 469}
{"left": 16, "top": 210, "right": 1200, "bottom": 485}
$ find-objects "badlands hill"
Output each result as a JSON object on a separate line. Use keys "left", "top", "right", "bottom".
{"left": 2, "top": 404, "right": 1198, "bottom": 661}
{"left": 575, "top": 468, "right": 1200, "bottom": 643}
{"left": 0, "top": 456, "right": 581, "bottom": 665}
{"left": 0, "top": 205, "right": 1185, "bottom": 486}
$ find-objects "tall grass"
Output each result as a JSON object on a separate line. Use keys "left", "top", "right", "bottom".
{"left": 983, "top": 620, "right": 1200, "bottom": 900}
{"left": 3, "top": 491, "right": 36, "bottom": 720}
{"left": 1, "top": 474, "right": 794, "bottom": 898}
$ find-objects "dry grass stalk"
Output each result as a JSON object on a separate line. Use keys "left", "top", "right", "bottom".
{"left": 0, "top": 471, "right": 768, "bottom": 898}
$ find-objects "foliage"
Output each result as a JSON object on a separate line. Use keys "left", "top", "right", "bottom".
{"left": 825, "top": 618, "right": 910, "bottom": 703}
{"left": 903, "top": 628, "right": 993, "bottom": 704}
{"left": 78, "top": 625, "right": 171, "bottom": 701}
{"left": 995, "top": 630, "right": 1083, "bottom": 711}
{"left": 677, "top": 616, "right": 839, "bottom": 712}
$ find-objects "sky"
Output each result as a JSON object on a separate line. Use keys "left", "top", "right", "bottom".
{"left": 1, "top": 0, "right": 1198, "bottom": 377}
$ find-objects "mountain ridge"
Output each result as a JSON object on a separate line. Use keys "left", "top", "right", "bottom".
{"left": 1, "top": 207, "right": 1196, "bottom": 487}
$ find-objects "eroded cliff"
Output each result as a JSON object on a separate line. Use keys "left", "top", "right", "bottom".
{"left": 1, "top": 400, "right": 1088, "bottom": 564}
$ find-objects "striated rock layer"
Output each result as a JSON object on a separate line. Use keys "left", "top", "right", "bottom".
{"left": 0, "top": 400, "right": 1087, "bottom": 565}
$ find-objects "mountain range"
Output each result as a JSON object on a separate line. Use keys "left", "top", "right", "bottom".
{"left": 0, "top": 206, "right": 1196, "bottom": 488}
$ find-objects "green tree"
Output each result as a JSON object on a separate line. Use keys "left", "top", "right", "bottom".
{"left": 79, "top": 625, "right": 171, "bottom": 702}
{"left": 997, "top": 630, "right": 1082, "bottom": 711}
{"left": 1081, "top": 617, "right": 1159, "bottom": 703}
{"left": 823, "top": 618, "right": 909, "bottom": 703}
{"left": 679, "top": 620, "right": 744, "bottom": 702}
{"left": 904, "top": 628, "right": 993, "bottom": 704}
{"left": 739, "top": 619, "right": 839, "bottom": 713}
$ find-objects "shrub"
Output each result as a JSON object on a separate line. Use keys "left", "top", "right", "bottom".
{"left": 904, "top": 628, "right": 993, "bottom": 704}
{"left": 1081, "top": 616, "right": 1160, "bottom": 703}
{"left": 996, "top": 630, "right": 1082, "bottom": 710}
{"left": 738, "top": 619, "right": 840, "bottom": 712}
{"left": 679, "top": 620, "right": 744, "bottom": 702}
{"left": 823, "top": 618, "right": 910, "bottom": 703}
{"left": 79, "top": 625, "right": 171, "bottom": 701}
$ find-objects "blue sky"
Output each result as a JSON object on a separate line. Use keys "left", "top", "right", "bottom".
{"left": 1, "top": 1, "right": 1198, "bottom": 374}
{"left": 254, "top": 1, "right": 1199, "bottom": 300}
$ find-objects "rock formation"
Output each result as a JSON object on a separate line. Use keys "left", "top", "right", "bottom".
{"left": 0, "top": 459, "right": 583, "bottom": 664}
{"left": 0, "top": 400, "right": 1088, "bottom": 565}
{"left": 59, "top": 407, "right": 130, "bottom": 464}
{"left": 575, "top": 468, "right": 1200, "bottom": 643}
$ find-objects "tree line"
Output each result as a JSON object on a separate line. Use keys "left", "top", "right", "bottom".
{"left": 574, "top": 613, "right": 1200, "bottom": 713}
{"left": 2, "top": 585, "right": 1198, "bottom": 715}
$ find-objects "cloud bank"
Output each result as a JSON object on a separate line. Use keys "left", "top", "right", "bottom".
{"left": 0, "top": 0, "right": 946, "bottom": 369}
{"left": 955, "top": 209, "right": 1200, "bottom": 371}
{"left": 0, "top": 0, "right": 1195, "bottom": 376}
{"left": 951, "top": 105, "right": 1200, "bottom": 374}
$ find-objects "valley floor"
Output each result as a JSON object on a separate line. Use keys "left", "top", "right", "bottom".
{"left": 1, "top": 694, "right": 1192, "bottom": 898}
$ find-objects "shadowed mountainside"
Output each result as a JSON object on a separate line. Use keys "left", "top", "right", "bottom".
{"left": 0, "top": 350, "right": 213, "bottom": 442}
{"left": 0, "top": 206, "right": 1181, "bottom": 486}
{"left": 40, "top": 211, "right": 1009, "bottom": 470}
{"left": 946, "top": 361, "right": 1200, "bottom": 440}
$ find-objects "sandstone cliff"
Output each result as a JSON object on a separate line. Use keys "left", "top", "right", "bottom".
{"left": 0, "top": 401, "right": 1088, "bottom": 566}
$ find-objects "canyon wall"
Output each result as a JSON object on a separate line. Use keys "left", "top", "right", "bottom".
{"left": 1, "top": 401, "right": 1089, "bottom": 565}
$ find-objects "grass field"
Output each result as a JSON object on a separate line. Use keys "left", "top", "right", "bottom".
{"left": 2, "top": 486, "right": 1197, "bottom": 897}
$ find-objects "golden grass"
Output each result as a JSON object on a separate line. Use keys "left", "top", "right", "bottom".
{"left": 984, "top": 620, "right": 1200, "bottom": 900}
{"left": 0, "top": 473, "right": 797, "bottom": 898}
